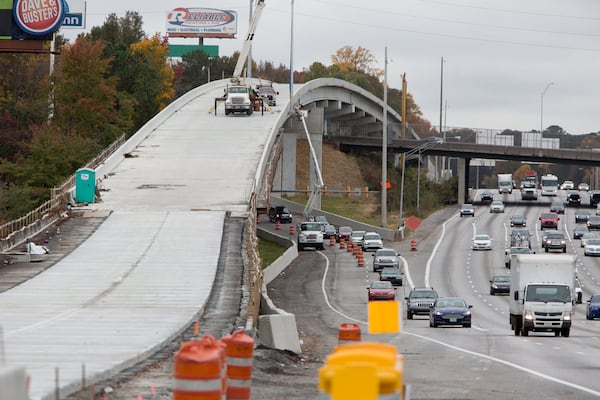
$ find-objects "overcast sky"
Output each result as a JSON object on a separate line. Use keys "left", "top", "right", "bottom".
{"left": 62, "top": 0, "right": 600, "bottom": 135}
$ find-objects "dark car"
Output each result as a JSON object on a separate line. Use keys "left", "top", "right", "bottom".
{"left": 460, "top": 204, "right": 475, "bottom": 217}
{"left": 540, "top": 212, "right": 559, "bottom": 230}
{"left": 480, "top": 191, "right": 494, "bottom": 202}
{"left": 591, "top": 191, "right": 600, "bottom": 206}
{"left": 405, "top": 287, "right": 439, "bottom": 319}
{"left": 337, "top": 226, "right": 352, "bottom": 243}
{"left": 379, "top": 267, "right": 403, "bottom": 286}
{"left": 567, "top": 191, "right": 581, "bottom": 206}
{"left": 372, "top": 248, "right": 400, "bottom": 273}
{"left": 489, "top": 275, "right": 510, "bottom": 295}
{"left": 429, "top": 297, "right": 472, "bottom": 328}
{"left": 573, "top": 225, "right": 589, "bottom": 239}
{"left": 575, "top": 210, "right": 591, "bottom": 223}
{"left": 367, "top": 281, "right": 396, "bottom": 301}
{"left": 586, "top": 294, "right": 600, "bottom": 320}
{"left": 550, "top": 201, "right": 565, "bottom": 214}
{"left": 510, "top": 215, "right": 526, "bottom": 227}
{"left": 268, "top": 206, "right": 292, "bottom": 223}
{"left": 543, "top": 231, "right": 567, "bottom": 252}
{"left": 587, "top": 216, "right": 600, "bottom": 230}
{"left": 322, "top": 224, "right": 338, "bottom": 240}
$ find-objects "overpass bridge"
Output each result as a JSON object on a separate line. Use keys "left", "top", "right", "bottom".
{"left": 330, "top": 136, "right": 600, "bottom": 203}
{"left": 0, "top": 77, "right": 409, "bottom": 399}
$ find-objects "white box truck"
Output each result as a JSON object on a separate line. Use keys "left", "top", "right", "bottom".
{"left": 509, "top": 254, "right": 576, "bottom": 337}
{"left": 497, "top": 173, "right": 513, "bottom": 194}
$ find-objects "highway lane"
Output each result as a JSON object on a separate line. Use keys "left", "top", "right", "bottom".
{"left": 266, "top": 192, "right": 600, "bottom": 399}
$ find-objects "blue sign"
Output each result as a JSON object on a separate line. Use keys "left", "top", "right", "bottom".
{"left": 62, "top": 13, "right": 83, "bottom": 27}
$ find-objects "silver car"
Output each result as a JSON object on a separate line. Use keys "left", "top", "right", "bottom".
{"left": 362, "top": 232, "right": 383, "bottom": 251}
{"left": 372, "top": 248, "right": 399, "bottom": 273}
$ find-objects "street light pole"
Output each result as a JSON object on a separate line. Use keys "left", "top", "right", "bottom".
{"left": 540, "top": 82, "right": 554, "bottom": 146}
{"left": 399, "top": 140, "right": 442, "bottom": 228}
{"left": 381, "top": 47, "right": 388, "bottom": 228}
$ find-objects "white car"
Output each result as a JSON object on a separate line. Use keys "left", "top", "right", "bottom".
{"left": 580, "top": 232, "right": 599, "bottom": 248}
{"left": 584, "top": 238, "right": 600, "bottom": 256}
{"left": 362, "top": 232, "right": 383, "bottom": 251}
{"left": 350, "top": 230, "right": 367, "bottom": 247}
{"left": 579, "top": 183, "right": 590, "bottom": 191}
{"left": 489, "top": 200, "right": 505, "bottom": 213}
{"left": 560, "top": 180, "right": 574, "bottom": 190}
{"left": 472, "top": 234, "right": 492, "bottom": 250}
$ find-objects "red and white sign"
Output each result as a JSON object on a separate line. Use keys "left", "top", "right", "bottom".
{"left": 166, "top": 7, "right": 237, "bottom": 39}
{"left": 13, "top": 0, "right": 66, "bottom": 36}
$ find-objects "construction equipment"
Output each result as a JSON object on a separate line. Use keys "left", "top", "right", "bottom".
{"left": 223, "top": 0, "right": 266, "bottom": 116}
{"left": 295, "top": 107, "right": 325, "bottom": 220}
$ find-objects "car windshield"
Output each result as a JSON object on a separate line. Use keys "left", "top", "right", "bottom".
{"left": 474, "top": 235, "right": 490, "bottom": 240}
{"left": 586, "top": 239, "right": 600, "bottom": 245}
{"left": 437, "top": 299, "right": 466, "bottom": 308}
{"left": 372, "top": 281, "right": 392, "bottom": 289}
{"left": 591, "top": 295, "right": 600, "bottom": 303}
{"left": 526, "top": 285, "right": 571, "bottom": 303}
{"left": 410, "top": 291, "right": 437, "bottom": 299}
{"left": 493, "top": 276, "right": 510, "bottom": 282}
{"left": 492, "top": 201, "right": 502, "bottom": 206}
{"left": 512, "top": 215, "right": 523, "bottom": 220}
{"left": 364, "top": 233, "right": 380, "bottom": 240}
{"left": 546, "top": 233, "right": 564, "bottom": 239}
{"left": 339, "top": 227, "right": 352, "bottom": 233}
{"left": 381, "top": 268, "right": 400, "bottom": 274}
{"left": 352, "top": 231, "right": 366, "bottom": 238}
{"left": 376, "top": 249, "right": 396, "bottom": 257}
{"left": 590, "top": 217, "right": 600, "bottom": 222}
{"left": 462, "top": 204, "right": 473, "bottom": 209}
{"left": 542, "top": 213, "right": 557, "bottom": 219}
{"left": 301, "top": 223, "right": 322, "bottom": 231}
{"left": 511, "top": 247, "right": 531, "bottom": 254}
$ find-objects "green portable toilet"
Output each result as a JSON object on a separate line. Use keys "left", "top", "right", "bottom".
{"left": 75, "top": 168, "right": 96, "bottom": 203}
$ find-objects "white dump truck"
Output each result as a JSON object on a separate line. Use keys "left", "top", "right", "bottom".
{"left": 509, "top": 254, "right": 576, "bottom": 337}
{"left": 497, "top": 173, "right": 513, "bottom": 194}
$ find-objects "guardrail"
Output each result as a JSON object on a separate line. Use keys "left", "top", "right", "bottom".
{"left": 0, "top": 135, "right": 126, "bottom": 251}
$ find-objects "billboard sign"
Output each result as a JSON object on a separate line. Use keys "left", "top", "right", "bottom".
{"left": 62, "top": 0, "right": 85, "bottom": 28}
{"left": 166, "top": 7, "right": 237, "bottom": 38}
{"left": 13, "top": 0, "right": 66, "bottom": 36}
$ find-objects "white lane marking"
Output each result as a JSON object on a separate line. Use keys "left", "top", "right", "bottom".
{"left": 396, "top": 330, "right": 600, "bottom": 398}
{"left": 318, "top": 250, "right": 367, "bottom": 325}
{"left": 424, "top": 213, "right": 459, "bottom": 288}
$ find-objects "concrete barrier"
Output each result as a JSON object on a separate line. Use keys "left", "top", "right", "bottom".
{"left": 0, "top": 365, "right": 28, "bottom": 400}
{"left": 257, "top": 313, "right": 302, "bottom": 354}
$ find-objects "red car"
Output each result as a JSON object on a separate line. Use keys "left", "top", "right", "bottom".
{"left": 337, "top": 226, "right": 353, "bottom": 243}
{"left": 367, "top": 281, "right": 397, "bottom": 301}
{"left": 540, "top": 212, "right": 559, "bottom": 230}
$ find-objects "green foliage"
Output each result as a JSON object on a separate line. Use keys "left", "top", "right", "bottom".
{"left": 0, "top": 184, "right": 48, "bottom": 221}
{"left": 258, "top": 239, "right": 288, "bottom": 269}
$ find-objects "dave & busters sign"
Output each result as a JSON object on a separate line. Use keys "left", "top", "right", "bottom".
{"left": 13, "top": 0, "right": 66, "bottom": 36}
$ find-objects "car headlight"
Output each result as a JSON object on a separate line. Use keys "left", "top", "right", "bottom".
{"left": 492, "top": 284, "right": 499, "bottom": 289}
{"left": 463, "top": 311, "right": 471, "bottom": 316}
{"left": 435, "top": 311, "right": 443, "bottom": 316}
{"left": 561, "top": 240, "right": 566, "bottom": 245}
{"left": 563, "top": 312, "right": 572, "bottom": 321}
{"left": 523, "top": 311, "right": 533, "bottom": 320}
{"left": 299, "top": 233, "right": 307, "bottom": 240}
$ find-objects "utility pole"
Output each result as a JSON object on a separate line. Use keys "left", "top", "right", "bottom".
{"left": 381, "top": 46, "right": 388, "bottom": 228}
{"left": 438, "top": 56, "right": 444, "bottom": 180}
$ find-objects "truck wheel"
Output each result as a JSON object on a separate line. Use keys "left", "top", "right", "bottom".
{"left": 247, "top": 109, "right": 253, "bottom": 116}
{"left": 561, "top": 327, "right": 570, "bottom": 337}
{"left": 554, "top": 330, "right": 560, "bottom": 337}
{"left": 407, "top": 311, "right": 413, "bottom": 320}
{"left": 463, "top": 323, "right": 471, "bottom": 328}
{"left": 545, "top": 248, "right": 549, "bottom": 253}
{"left": 298, "top": 244, "right": 304, "bottom": 251}
{"left": 563, "top": 248, "right": 566, "bottom": 253}
{"left": 522, "top": 327, "right": 529, "bottom": 336}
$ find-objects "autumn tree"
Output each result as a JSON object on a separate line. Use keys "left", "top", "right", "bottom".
{"left": 130, "top": 35, "right": 175, "bottom": 127}
{"left": 53, "top": 37, "right": 134, "bottom": 147}
{"left": 331, "top": 46, "right": 383, "bottom": 78}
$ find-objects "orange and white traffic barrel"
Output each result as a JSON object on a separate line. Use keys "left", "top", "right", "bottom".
{"left": 289, "top": 224, "right": 295, "bottom": 235}
{"left": 173, "top": 334, "right": 224, "bottom": 400}
{"left": 339, "top": 238, "right": 345, "bottom": 249}
{"left": 338, "top": 323, "right": 361, "bottom": 345}
{"left": 275, "top": 219, "right": 281, "bottom": 230}
{"left": 347, "top": 241, "right": 354, "bottom": 253}
{"left": 221, "top": 330, "right": 254, "bottom": 400}
{"left": 330, "top": 236, "right": 335, "bottom": 246}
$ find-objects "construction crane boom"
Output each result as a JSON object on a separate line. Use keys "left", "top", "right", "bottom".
{"left": 232, "top": 0, "right": 266, "bottom": 82}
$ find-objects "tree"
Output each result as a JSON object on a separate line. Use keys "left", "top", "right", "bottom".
{"left": 331, "top": 46, "right": 383, "bottom": 78}
{"left": 53, "top": 37, "right": 134, "bottom": 147}
{"left": 175, "top": 49, "right": 212, "bottom": 97}
{"left": 130, "top": 35, "right": 175, "bottom": 127}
